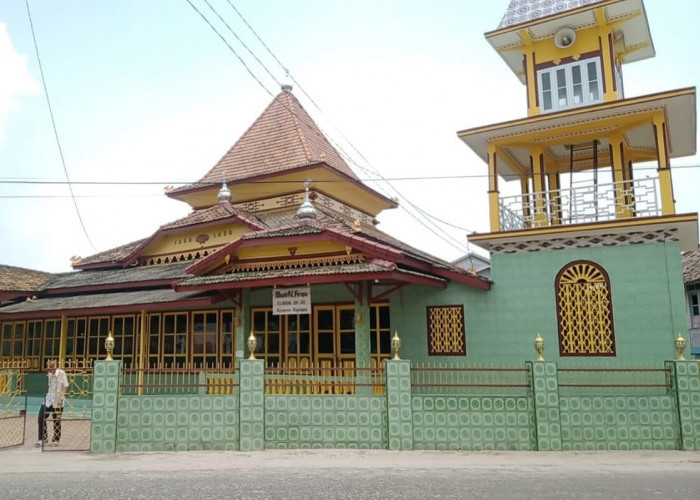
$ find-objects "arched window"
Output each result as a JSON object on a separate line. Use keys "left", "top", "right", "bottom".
{"left": 555, "top": 261, "right": 615, "bottom": 356}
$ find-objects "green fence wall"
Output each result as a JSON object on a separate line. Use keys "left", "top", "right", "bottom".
{"left": 559, "top": 395, "right": 678, "bottom": 450}
{"left": 264, "top": 395, "right": 387, "bottom": 449}
{"left": 114, "top": 394, "right": 239, "bottom": 452}
{"left": 412, "top": 396, "right": 535, "bottom": 450}
{"left": 90, "top": 359, "right": 700, "bottom": 453}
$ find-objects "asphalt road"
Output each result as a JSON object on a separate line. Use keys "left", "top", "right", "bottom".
{"left": 2, "top": 466, "right": 700, "bottom": 499}
{"left": 2, "top": 446, "right": 700, "bottom": 499}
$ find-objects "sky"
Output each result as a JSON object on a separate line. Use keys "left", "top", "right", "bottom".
{"left": 0, "top": 0, "right": 698, "bottom": 273}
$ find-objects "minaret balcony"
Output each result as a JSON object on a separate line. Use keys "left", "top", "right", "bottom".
{"left": 498, "top": 177, "right": 660, "bottom": 231}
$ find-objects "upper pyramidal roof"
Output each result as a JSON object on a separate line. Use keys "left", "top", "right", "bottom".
{"left": 197, "top": 86, "right": 357, "bottom": 186}
{"left": 497, "top": 0, "right": 608, "bottom": 29}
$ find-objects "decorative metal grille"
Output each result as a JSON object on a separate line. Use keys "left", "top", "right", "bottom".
{"left": 556, "top": 261, "right": 616, "bottom": 356}
{"left": 499, "top": 177, "right": 660, "bottom": 231}
{"left": 427, "top": 306, "right": 466, "bottom": 356}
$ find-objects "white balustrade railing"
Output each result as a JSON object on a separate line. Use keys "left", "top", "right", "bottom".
{"left": 499, "top": 177, "right": 660, "bottom": 231}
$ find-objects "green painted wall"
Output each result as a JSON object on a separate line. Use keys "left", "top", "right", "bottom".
{"left": 389, "top": 241, "right": 686, "bottom": 365}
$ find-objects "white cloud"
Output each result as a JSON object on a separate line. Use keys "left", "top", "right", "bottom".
{"left": 0, "top": 21, "right": 39, "bottom": 147}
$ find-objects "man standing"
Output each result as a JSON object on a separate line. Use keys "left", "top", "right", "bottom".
{"left": 36, "top": 359, "right": 69, "bottom": 448}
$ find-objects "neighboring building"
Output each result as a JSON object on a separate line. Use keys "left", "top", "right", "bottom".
{"left": 0, "top": 265, "right": 53, "bottom": 305}
{"left": 0, "top": 0, "right": 696, "bottom": 394}
{"left": 682, "top": 247, "right": 700, "bottom": 359}
{"left": 452, "top": 253, "right": 491, "bottom": 280}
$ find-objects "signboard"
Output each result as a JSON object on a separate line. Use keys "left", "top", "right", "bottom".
{"left": 272, "top": 286, "right": 311, "bottom": 315}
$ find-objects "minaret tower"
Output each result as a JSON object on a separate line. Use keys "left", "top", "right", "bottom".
{"left": 458, "top": 0, "right": 697, "bottom": 361}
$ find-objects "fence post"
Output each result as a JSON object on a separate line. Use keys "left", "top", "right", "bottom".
{"left": 239, "top": 359, "right": 264, "bottom": 451}
{"left": 667, "top": 360, "right": 700, "bottom": 450}
{"left": 90, "top": 360, "right": 121, "bottom": 453}
{"left": 385, "top": 359, "right": 413, "bottom": 450}
{"left": 527, "top": 361, "right": 562, "bottom": 451}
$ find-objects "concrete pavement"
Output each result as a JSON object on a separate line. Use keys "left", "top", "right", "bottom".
{"left": 1, "top": 444, "right": 700, "bottom": 474}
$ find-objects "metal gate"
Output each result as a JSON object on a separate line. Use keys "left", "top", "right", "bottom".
{"left": 0, "top": 366, "right": 26, "bottom": 449}
{"left": 41, "top": 362, "right": 93, "bottom": 452}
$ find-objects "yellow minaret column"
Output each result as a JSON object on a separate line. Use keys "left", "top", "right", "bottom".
{"left": 529, "top": 145, "right": 548, "bottom": 227}
{"left": 653, "top": 112, "right": 675, "bottom": 215}
{"left": 487, "top": 143, "right": 500, "bottom": 232}
{"left": 548, "top": 172, "right": 561, "bottom": 225}
{"left": 609, "top": 133, "right": 632, "bottom": 219}
{"left": 520, "top": 175, "right": 531, "bottom": 224}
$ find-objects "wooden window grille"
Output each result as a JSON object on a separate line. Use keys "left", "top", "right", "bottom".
{"left": 427, "top": 305, "right": 466, "bottom": 356}
{"left": 43, "top": 319, "right": 62, "bottom": 362}
{"left": 112, "top": 315, "right": 137, "bottom": 368}
{"left": 556, "top": 260, "right": 616, "bottom": 356}
{"left": 192, "top": 311, "right": 218, "bottom": 368}
{"left": 87, "top": 317, "right": 110, "bottom": 360}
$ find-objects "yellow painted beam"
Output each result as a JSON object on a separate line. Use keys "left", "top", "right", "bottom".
{"left": 495, "top": 146, "right": 528, "bottom": 177}
{"left": 488, "top": 144, "right": 500, "bottom": 232}
{"left": 59, "top": 314, "right": 67, "bottom": 366}
{"left": 491, "top": 110, "right": 652, "bottom": 149}
{"left": 458, "top": 89, "right": 694, "bottom": 138}
{"left": 530, "top": 146, "right": 548, "bottom": 227}
{"left": 520, "top": 176, "right": 531, "bottom": 222}
{"left": 609, "top": 134, "right": 632, "bottom": 218}
{"left": 653, "top": 113, "right": 675, "bottom": 215}
{"left": 138, "top": 310, "right": 147, "bottom": 396}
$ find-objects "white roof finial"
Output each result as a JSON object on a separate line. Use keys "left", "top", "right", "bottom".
{"left": 217, "top": 169, "right": 231, "bottom": 203}
{"left": 296, "top": 178, "right": 317, "bottom": 219}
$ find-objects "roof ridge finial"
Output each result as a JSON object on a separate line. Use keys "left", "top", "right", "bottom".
{"left": 217, "top": 169, "right": 231, "bottom": 204}
{"left": 296, "top": 178, "right": 317, "bottom": 219}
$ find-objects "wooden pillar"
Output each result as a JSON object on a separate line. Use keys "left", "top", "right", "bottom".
{"left": 354, "top": 282, "right": 371, "bottom": 395}
{"left": 653, "top": 113, "right": 675, "bottom": 215}
{"left": 235, "top": 289, "right": 251, "bottom": 358}
{"left": 487, "top": 143, "right": 500, "bottom": 232}
{"left": 138, "top": 309, "right": 147, "bottom": 396}
{"left": 58, "top": 314, "right": 67, "bottom": 367}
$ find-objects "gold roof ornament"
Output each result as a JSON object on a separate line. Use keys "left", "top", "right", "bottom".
{"left": 352, "top": 220, "right": 362, "bottom": 232}
{"left": 70, "top": 256, "right": 82, "bottom": 266}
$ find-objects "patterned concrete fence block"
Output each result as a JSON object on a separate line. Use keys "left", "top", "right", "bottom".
{"left": 239, "top": 359, "right": 264, "bottom": 451}
{"left": 669, "top": 361, "right": 700, "bottom": 450}
{"left": 90, "top": 360, "right": 121, "bottom": 453}
{"left": 528, "top": 361, "right": 562, "bottom": 451}
{"left": 385, "top": 359, "right": 413, "bottom": 450}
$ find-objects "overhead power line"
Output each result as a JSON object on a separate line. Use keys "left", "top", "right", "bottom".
{"left": 25, "top": 0, "right": 97, "bottom": 251}
{"left": 219, "top": 1, "right": 473, "bottom": 253}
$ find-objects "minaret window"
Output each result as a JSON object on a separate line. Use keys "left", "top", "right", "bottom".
{"left": 538, "top": 57, "right": 603, "bottom": 113}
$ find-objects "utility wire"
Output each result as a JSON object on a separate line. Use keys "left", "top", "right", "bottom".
{"left": 1, "top": 165, "right": 697, "bottom": 185}
{"left": 185, "top": 0, "right": 275, "bottom": 99}
{"left": 201, "top": 0, "right": 281, "bottom": 88}
{"left": 25, "top": 0, "right": 97, "bottom": 251}
{"left": 223, "top": 1, "right": 472, "bottom": 253}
